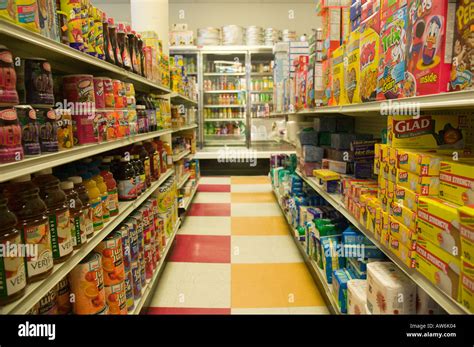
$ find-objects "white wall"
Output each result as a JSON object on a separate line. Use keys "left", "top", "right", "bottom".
{"left": 93, "top": 0, "right": 131, "bottom": 23}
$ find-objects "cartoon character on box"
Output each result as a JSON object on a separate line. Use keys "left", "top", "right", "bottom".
{"left": 359, "top": 13, "right": 381, "bottom": 102}
{"left": 450, "top": 0, "right": 474, "bottom": 91}
{"left": 404, "top": 0, "right": 452, "bottom": 97}
{"left": 377, "top": 6, "right": 407, "bottom": 100}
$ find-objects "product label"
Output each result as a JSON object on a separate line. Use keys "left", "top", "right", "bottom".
{"left": 24, "top": 223, "right": 53, "bottom": 277}
{"left": 84, "top": 207, "right": 94, "bottom": 238}
{"left": 101, "top": 194, "right": 109, "bottom": 220}
{"left": 124, "top": 272, "right": 134, "bottom": 311}
{"left": 91, "top": 200, "right": 103, "bottom": 230}
{"left": 0, "top": 235, "right": 27, "bottom": 298}
{"left": 108, "top": 189, "right": 119, "bottom": 214}
{"left": 49, "top": 210, "right": 73, "bottom": 259}
{"left": 139, "top": 174, "right": 146, "bottom": 190}
{"left": 131, "top": 261, "right": 141, "bottom": 300}
{"left": 71, "top": 214, "right": 87, "bottom": 247}
{"left": 144, "top": 158, "right": 151, "bottom": 182}
{"left": 118, "top": 179, "right": 136, "bottom": 200}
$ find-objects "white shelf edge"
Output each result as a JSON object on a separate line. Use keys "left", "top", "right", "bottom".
{"left": 0, "top": 169, "right": 174, "bottom": 315}
{"left": 295, "top": 170, "right": 471, "bottom": 315}
{"left": 180, "top": 181, "right": 199, "bottom": 210}
{"left": 172, "top": 149, "right": 191, "bottom": 162}
{"left": 204, "top": 105, "right": 247, "bottom": 108}
{"left": 204, "top": 118, "right": 245, "bottom": 122}
{"left": 170, "top": 92, "right": 198, "bottom": 106}
{"left": 177, "top": 172, "right": 191, "bottom": 189}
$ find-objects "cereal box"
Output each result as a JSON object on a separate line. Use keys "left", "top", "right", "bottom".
{"left": 359, "top": 12, "right": 381, "bottom": 102}
{"left": 389, "top": 215, "right": 417, "bottom": 250}
{"left": 390, "top": 201, "right": 417, "bottom": 231}
{"left": 415, "top": 237, "right": 461, "bottom": 301}
{"left": 405, "top": 0, "right": 454, "bottom": 97}
{"left": 417, "top": 197, "right": 461, "bottom": 258}
{"left": 331, "top": 45, "right": 348, "bottom": 105}
{"left": 458, "top": 205, "right": 474, "bottom": 263}
{"left": 322, "top": 59, "right": 333, "bottom": 106}
{"left": 377, "top": 6, "right": 408, "bottom": 100}
{"left": 387, "top": 115, "right": 466, "bottom": 149}
{"left": 396, "top": 149, "right": 442, "bottom": 176}
{"left": 380, "top": 0, "right": 407, "bottom": 20}
{"left": 450, "top": 0, "right": 474, "bottom": 91}
{"left": 0, "top": 1, "right": 16, "bottom": 22}
{"left": 461, "top": 259, "right": 474, "bottom": 313}
{"left": 345, "top": 31, "right": 361, "bottom": 104}
{"left": 439, "top": 159, "right": 474, "bottom": 205}
{"left": 388, "top": 235, "right": 416, "bottom": 268}
{"left": 396, "top": 168, "right": 439, "bottom": 196}
{"left": 393, "top": 184, "right": 420, "bottom": 211}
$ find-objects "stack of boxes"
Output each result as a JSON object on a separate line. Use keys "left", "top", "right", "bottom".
{"left": 290, "top": 41, "right": 310, "bottom": 111}
{"left": 170, "top": 55, "right": 198, "bottom": 101}
{"left": 308, "top": 29, "right": 324, "bottom": 108}
{"left": 273, "top": 42, "right": 290, "bottom": 113}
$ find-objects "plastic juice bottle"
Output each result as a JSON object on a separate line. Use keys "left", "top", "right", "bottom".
{"left": 60, "top": 181, "right": 86, "bottom": 250}
{"left": 154, "top": 139, "right": 167, "bottom": 175}
{"left": 132, "top": 154, "right": 146, "bottom": 193}
{"left": 116, "top": 158, "right": 137, "bottom": 201}
{"left": 127, "top": 26, "right": 139, "bottom": 75}
{"left": 5, "top": 175, "right": 53, "bottom": 282}
{"left": 0, "top": 193, "right": 27, "bottom": 304}
{"left": 132, "top": 142, "right": 151, "bottom": 189}
{"left": 100, "top": 159, "right": 119, "bottom": 217}
{"left": 117, "top": 23, "right": 131, "bottom": 71}
{"left": 143, "top": 140, "right": 160, "bottom": 182}
{"left": 81, "top": 172, "right": 103, "bottom": 232}
{"left": 91, "top": 168, "right": 109, "bottom": 223}
{"left": 68, "top": 176, "right": 94, "bottom": 240}
{"left": 108, "top": 17, "right": 122, "bottom": 68}
{"left": 162, "top": 142, "right": 173, "bottom": 170}
{"left": 33, "top": 169, "right": 73, "bottom": 263}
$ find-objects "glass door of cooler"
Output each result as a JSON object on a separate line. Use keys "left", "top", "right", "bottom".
{"left": 249, "top": 50, "right": 279, "bottom": 145}
{"left": 201, "top": 51, "right": 248, "bottom": 147}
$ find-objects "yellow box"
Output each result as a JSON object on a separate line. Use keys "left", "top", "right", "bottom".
{"left": 393, "top": 185, "right": 420, "bottom": 211}
{"left": 387, "top": 180, "right": 396, "bottom": 202}
{"left": 387, "top": 115, "right": 466, "bottom": 149}
{"left": 374, "top": 158, "right": 381, "bottom": 175}
{"left": 359, "top": 194, "right": 373, "bottom": 227}
{"left": 388, "top": 216, "right": 417, "bottom": 250}
{"left": 344, "top": 31, "right": 360, "bottom": 104}
{"left": 388, "top": 236, "right": 416, "bottom": 268}
{"left": 380, "top": 144, "right": 389, "bottom": 163}
{"left": 461, "top": 259, "right": 474, "bottom": 313}
{"left": 374, "top": 143, "right": 381, "bottom": 161}
{"left": 313, "top": 169, "right": 341, "bottom": 181}
{"left": 457, "top": 206, "right": 474, "bottom": 263}
{"left": 439, "top": 160, "right": 474, "bottom": 206}
{"left": 367, "top": 199, "right": 381, "bottom": 234}
{"left": 359, "top": 26, "right": 380, "bottom": 102}
{"left": 388, "top": 147, "right": 397, "bottom": 167}
{"left": 396, "top": 169, "right": 439, "bottom": 196}
{"left": 415, "top": 237, "right": 461, "bottom": 302}
{"left": 417, "top": 197, "right": 461, "bottom": 258}
{"left": 396, "top": 149, "right": 442, "bottom": 176}
{"left": 390, "top": 202, "right": 417, "bottom": 231}
{"left": 331, "top": 45, "right": 348, "bottom": 106}
{"left": 375, "top": 206, "right": 383, "bottom": 238}
{"left": 378, "top": 211, "right": 390, "bottom": 243}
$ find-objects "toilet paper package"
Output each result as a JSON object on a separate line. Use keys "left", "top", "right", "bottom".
{"left": 461, "top": 259, "right": 474, "bottom": 313}
{"left": 348, "top": 279, "right": 368, "bottom": 314}
{"left": 396, "top": 169, "right": 439, "bottom": 196}
{"left": 439, "top": 160, "right": 474, "bottom": 206}
{"left": 416, "top": 286, "right": 445, "bottom": 315}
{"left": 417, "top": 197, "right": 461, "bottom": 258}
{"left": 366, "top": 262, "right": 417, "bottom": 314}
{"left": 458, "top": 206, "right": 474, "bottom": 263}
{"left": 333, "top": 268, "right": 355, "bottom": 313}
{"left": 396, "top": 149, "right": 442, "bottom": 176}
{"left": 302, "top": 145, "right": 325, "bottom": 162}
{"left": 415, "top": 237, "right": 461, "bottom": 302}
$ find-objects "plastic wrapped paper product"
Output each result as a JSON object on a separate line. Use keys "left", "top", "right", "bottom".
{"left": 348, "top": 279, "right": 368, "bottom": 314}
{"left": 222, "top": 25, "right": 244, "bottom": 45}
{"left": 264, "top": 28, "right": 281, "bottom": 46}
{"left": 197, "top": 27, "right": 221, "bottom": 46}
{"left": 245, "top": 26, "right": 264, "bottom": 46}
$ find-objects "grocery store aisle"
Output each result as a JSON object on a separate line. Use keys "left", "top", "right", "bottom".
{"left": 146, "top": 176, "right": 328, "bottom": 314}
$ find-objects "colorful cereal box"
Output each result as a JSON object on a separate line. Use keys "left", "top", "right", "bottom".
{"left": 405, "top": 0, "right": 454, "bottom": 97}
{"left": 377, "top": 6, "right": 407, "bottom": 100}
{"left": 458, "top": 205, "right": 474, "bottom": 263}
{"left": 331, "top": 45, "right": 348, "bottom": 105}
{"left": 359, "top": 12, "right": 381, "bottom": 102}
{"left": 450, "top": 0, "right": 474, "bottom": 91}
{"left": 0, "top": 1, "right": 16, "bottom": 22}
{"left": 439, "top": 159, "right": 474, "bottom": 206}
{"left": 322, "top": 59, "right": 332, "bottom": 106}
{"left": 380, "top": 0, "right": 407, "bottom": 20}
{"left": 345, "top": 31, "right": 361, "bottom": 104}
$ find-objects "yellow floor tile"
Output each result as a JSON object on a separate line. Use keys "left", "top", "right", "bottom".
{"left": 231, "top": 217, "right": 290, "bottom": 236}
{"left": 231, "top": 176, "right": 270, "bottom": 185}
{"left": 231, "top": 192, "right": 276, "bottom": 203}
{"left": 231, "top": 263, "right": 326, "bottom": 308}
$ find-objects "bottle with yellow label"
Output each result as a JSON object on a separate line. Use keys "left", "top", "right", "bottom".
{"left": 91, "top": 167, "right": 110, "bottom": 223}
{"left": 82, "top": 172, "right": 103, "bottom": 231}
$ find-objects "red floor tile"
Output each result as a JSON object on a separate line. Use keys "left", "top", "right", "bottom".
{"left": 169, "top": 235, "right": 231, "bottom": 263}
{"left": 188, "top": 203, "right": 231, "bottom": 216}
{"left": 146, "top": 307, "right": 231, "bottom": 315}
{"left": 198, "top": 184, "right": 231, "bottom": 193}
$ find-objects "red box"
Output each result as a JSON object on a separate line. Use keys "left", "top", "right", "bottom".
{"left": 380, "top": 0, "right": 407, "bottom": 20}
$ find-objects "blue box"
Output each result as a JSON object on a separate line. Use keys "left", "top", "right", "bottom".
{"left": 321, "top": 237, "right": 346, "bottom": 284}
{"left": 332, "top": 269, "right": 355, "bottom": 313}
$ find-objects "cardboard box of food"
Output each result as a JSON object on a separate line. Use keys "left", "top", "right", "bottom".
{"left": 396, "top": 149, "right": 442, "bottom": 176}
{"left": 387, "top": 235, "right": 416, "bottom": 269}
{"left": 417, "top": 197, "right": 461, "bottom": 258}
{"left": 458, "top": 206, "right": 474, "bottom": 263}
{"left": 389, "top": 216, "right": 417, "bottom": 250}
{"left": 415, "top": 237, "right": 461, "bottom": 302}
{"left": 439, "top": 160, "right": 474, "bottom": 206}
{"left": 461, "top": 259, "right": 474, "bottom": 313}
{"left": 396, "top": 168, "right": 439, "bottom": 196}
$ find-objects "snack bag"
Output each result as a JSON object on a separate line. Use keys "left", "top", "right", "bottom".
{"left": 377, "top": 6, "right": 407, "bottom": 100}
{"left": 359, "top": 12, "right": 381, "bottom": 102}
{"left": 345, "top": 31, "right": 361, "bottom": 104}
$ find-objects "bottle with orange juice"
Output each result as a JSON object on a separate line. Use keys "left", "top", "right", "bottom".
{"left": 91, "top": 167, "right": 110, "bottom": 223}
{"left": 100, "top": 158, "right": 119, "bottom": 217}
{"left": 81, "top": 172, "right": 103, "bottom": 232}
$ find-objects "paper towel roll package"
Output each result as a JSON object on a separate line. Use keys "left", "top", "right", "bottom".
{"left": 348, "top": 279, "right": 368, "bottom": 314}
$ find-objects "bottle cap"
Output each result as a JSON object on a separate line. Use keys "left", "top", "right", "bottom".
{"left": 60, "top": 181, "right": 74, "bottom": 190}
{"left": 68, "top": 176, "right": 83, "bottom": 184}
{"left": 36, "top": 168, "right": 53, "bottom": 176}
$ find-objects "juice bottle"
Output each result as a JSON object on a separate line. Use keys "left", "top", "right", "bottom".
{"left": 108, "top": 17, "right": 122, "bottom": 68}
{"left": 143, "top": 140, "right": 160, "bottom": 182}
{"left": 147, "top": 95, "right": 157, "bottom": 132}
{"left": 68, "top": 176, "right": 94, "bottom": 239}
{"left": 5, "top": 175, "right": 53, "bottom": 282}
{"left": 162, "top": 141, "right": 173, "bottom": 170}
{"left": 33, "top": 169, "right": 73, "bottom": 263}
{"left": 132, "top": 142, "right": 151, "bottom": 189}
{"left": 136, "top": 33, "right": 145, "bottom": 76}
{"left": 127, "top": 25, "right": 139, "bottom": 75}
{"left": 81, "top": 172, "right": 103, "bottom": 232}
{"left": 117, "top": 23, "right": 131, "bottom": 71}
{"left": 91, "top": 168, "right": 109, "bottom": 223}
{"left": 0, "top": 193, "right": 27, "bottom": 305}
{"left": 132, "top": 154, "right": 146, "bottom": 193}
{"left": 100, "top": 158, "right": 119, "bottom": 217}
{"left": 154, "top": 139, "right": 168, "bottom": 174}
{"left": 102, "top": 13, "right": 115, "bottom": 64}
{"left": 116, "top": 158, "right": 137, "bottom": 201}
{"left": 60, "top": 181, "right": 86, "bottom": 250}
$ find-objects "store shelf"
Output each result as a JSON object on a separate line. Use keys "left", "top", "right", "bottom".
{"left": 180, "top": 183, "right": 199, "bottom": 210}
{"left": 204, "top": 118, "right": 245, "bottom": 122}
{"left": 170, "top": 92, "right": 198, "bottom": 106}
{"left": 173, "top": 124, "right": 198, "bottom": 132}
{"left": 251, "top": 72, "right": 273, "bottom": 76}
{"left": 250, "top": 90, "right": 273, "bottom": 93}
{"left": 131, "top": 219, "right": 181, "bottom": 315}
{"left": 203, "top": 72, "right": 246, "bottom": 76}
{"left": 177, "top": 172, "right": 191, "bottom": 189}
{"left": 295, "top": 170, "right": 471, "bottom": 315}
{"left": 204, "top": 105, "right": 247, "bottom": 108}
{"left": 172, "top": 149, "right": 191, "bottom": 162}
{"left": 0, "top": 169, "right": 174, "bottom": 315}
{"left": 203, "top": 90, "right": 246, "bottom": 93}
{"left": 0, "top": 19, "right": 170, "bottom": 94}
{"left": 273, "top": 188, "right": 341, "bottom": 315}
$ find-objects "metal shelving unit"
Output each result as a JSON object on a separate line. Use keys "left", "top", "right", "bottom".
{"left": 180, "top": 183, "right": 199, "bottom": 210}
{"left": 172, "top": 149, "right": 191, "bottom": 162}
{"left": 170, "top": 92, "right": 198, "bottom": 106}
{"left": 0, "top": 170, "right": 174, "bottom": 315}
{"left": 295, "top": 170, "right": 471, "bottom": 315}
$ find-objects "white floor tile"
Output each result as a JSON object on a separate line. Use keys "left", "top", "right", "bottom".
{"left": 231, "top": 236, "right": 303, "bottom": 264}
{"left": 231, "top": 307, "right": 290, "bottom": 315}
{"left": 288, "top": 306, "right": 330, "bottom": 314}
{"left": 231, "top": 184, "right": 272, "bottom": 193}
{"left": 200, "top": 177, "right": 231, "bottom": 185}
{"left": 231, "top": 203, "right": 281, "bottom": 217}
{"left": 193, "top": 192, "right": 231, "bottom": 204}
{"left": 150, "top": 262, "right": 231, "bottom": 308}
{"left": 178, "top": 216, "right": 231, "bottom": 236}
